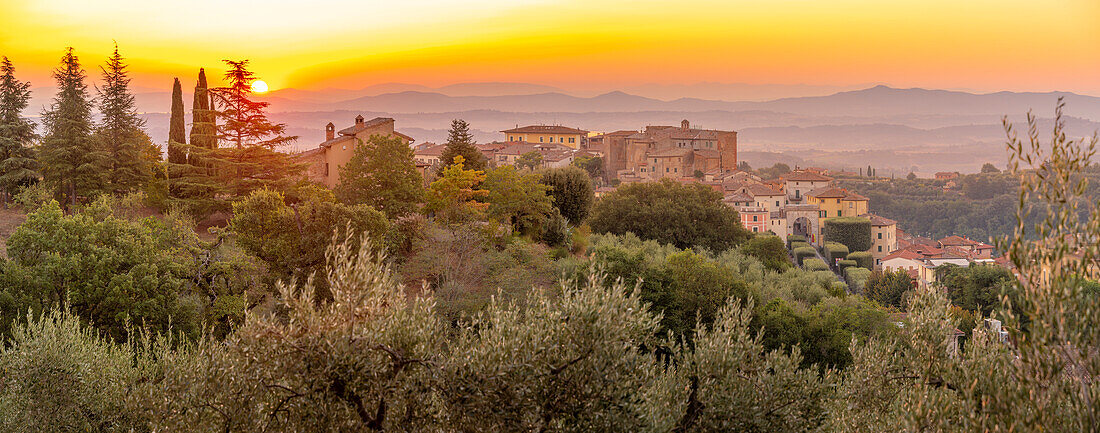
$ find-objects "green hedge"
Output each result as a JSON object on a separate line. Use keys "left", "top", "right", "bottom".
{"left": 790, "top": 241, "right": 811, "bottom": 251}
{"left": 793, "top": 246, "right": 817, "bottom": 266}
{"left": 845, "top": 267, "right": 872, "bottom": 292}
{"left": 847, "top": 251, "right": 874, "bottom": 270}
{"left": 823, "top": 242, "right": 850, "bottom": 266}
{"left": 803, "top": 258, "right": 829, "bottom": 272}
{"left": 837, "top": 259, "right": 858, "bottom": 273}
{"left": 823, "top": 217, "right": 871, "bottom": 252}
{"left": 828, "top": 281, "right": 848, "bottom": 296}
{"left": 786, "top": 234, "right": 807, "bottom": 248}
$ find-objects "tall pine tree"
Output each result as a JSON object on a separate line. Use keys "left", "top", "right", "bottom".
{"left": 95, "top": 45, "right": 153, "bottom": 194}
{"left": 40, "top": 48, "right": 102, "bottom": 207}
{"left": 209, "top": 59, "right": 300, "bottom": 196}
{"left": 0, "top": 57, "right": 40, "bottom": 203}
{"left": 439, "top": 118, "right": 485, "bottom": 173}
{"left": 167, "top": 77, "right": 187, "bottom": 164}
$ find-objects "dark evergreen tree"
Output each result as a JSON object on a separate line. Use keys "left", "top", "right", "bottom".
{"left": 209, "top": 59, "right": 300, "bottom": 197}
{"left": 439, "top": 119, "right": 485, "bottom": 173}
{"left": 0, "top": 56, "right": 40, "bottom": 203}
{"left": 94, "top": 45, "right": 153, "bottom": 194}
{"left": 189, "top": 68, "right": 216, "bottom": 155}
{"left": 167, "top": 78, "right": 187, "bottom": 164}
{"left": 40, "top": 48, "right": 102, "bottom": 207}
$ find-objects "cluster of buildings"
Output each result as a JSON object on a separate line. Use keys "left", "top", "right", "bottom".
{"left": 295, "top": 116, "right": 1006, "bottom": 289}
{"left": 880, "top": 232, "right": 999, "bottom": 289}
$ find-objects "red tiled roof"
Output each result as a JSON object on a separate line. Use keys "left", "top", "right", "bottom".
{"left": 784, "top": 171, "right": 833, "bottom": 182}
{"left": 501, "top": 125, "right": 588, "bottom": 135}
{"left": 861, "top": 213, "right": 897, "bottom": 227}
{"left": 741, "top": 184, "right": 784, "bottom": 197}
{"left": 842, "top": 191, "right": 869, "bottom": 201}
{"left": 337, "top": 117, "right": 394, "bottom": 136}
{"left": 938, "top": 235, "right": 977, "bottom": 247}
{"left": 884, "top": 249, "right": 924, "bottom": 261}
{"left": 807, "top": 187, "right": 848, "bottom": 199}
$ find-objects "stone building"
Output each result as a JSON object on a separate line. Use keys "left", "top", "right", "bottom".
{"left": 297, "top": 115, "right": 415, "bottom": 187}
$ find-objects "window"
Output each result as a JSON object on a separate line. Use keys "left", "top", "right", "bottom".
{"left": 324, "top": 163, "right": 329, "bottom": 176}
{"left": 568, "top": 137, "right": 575, "bottom": 143}
{"left": 836, "top": 210, "right": 841, "bottom": 217}
{"left": 673, "top": 168, "right": 678, "bottom": 172}
{"left": 775, "top": 200, "right": 780, "bottom": 207}
{"left": 752, "top": 227, "right": 758, "bottom": 232}
{"left": 878, "top": 233, "right": 882, "bottom": 239}
{"left": 819, "top": 211, "right": 825, "bottom": 218}
{"left": 878, "top": 246, "right": 883, "bottom": 252}
{"left": 560, "top": 137, "right": 565, "bottom": 143}
{"left": 509, "top": 136, "right": 514, "bottom": 141}
{"left": 752, "top": 215, "right": 758, "bottom": 222}
{"left": 836, "top": 199, "right": 841, "bottom": 204}
{"left": 666, "top": 168, "right": 670, "bottom": 173}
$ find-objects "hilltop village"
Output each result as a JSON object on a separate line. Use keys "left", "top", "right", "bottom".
{"left": 297, "top": 115, "right": 1005, "bottom": 290}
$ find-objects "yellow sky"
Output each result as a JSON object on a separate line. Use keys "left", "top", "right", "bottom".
{"left": 1, "top": 0, "right": 1098, "bottom": 94}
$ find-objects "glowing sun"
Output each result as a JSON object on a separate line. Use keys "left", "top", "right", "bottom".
{"left": 251, "top": 80, "right": 269, "bottom": 93}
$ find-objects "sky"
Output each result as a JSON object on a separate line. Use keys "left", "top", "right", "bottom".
{"left": 1, "top": 0, "right": 1098, "bottom": 95}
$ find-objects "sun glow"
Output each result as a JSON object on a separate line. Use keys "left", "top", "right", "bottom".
{"left": 251, "top": 80, "right": 269, "bottom": 93}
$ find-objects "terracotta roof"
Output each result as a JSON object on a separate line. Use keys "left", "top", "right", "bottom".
{"left": 842, "top": 191, "right": 869, "bottom": 201}
{"left": 861, "top": 213, "right": 897, "bottom": 227}
{"left": 501, "top": 125, "right": 588, "bottom": 135}
{"left": 884, "top": 249, "right": 925, "bottom": 261}
{"left": 723, "top": 193, "right": 753, "bottom": 202}
{"left": 807, "top": 187, "right": 848, "bottom": 199}
{"left": 784, "top": 171, "right": 833, "bottom": 182}
{"left": 741, "top": 184, "right": 784, "bottom": 197}
{"left": 319, "top": 135, "right": 355, "bottom": 148}
{"left": 414, "top": 143, "right": 447, "bottom": 156}
{"left": 938, "top": 235, "right": 977, "bottom": 247}
{"left": 393, "top": 131, "right": 414, "bottom": 142}
{"left": 337, "top": 117, "right": 394, "bottom": 136}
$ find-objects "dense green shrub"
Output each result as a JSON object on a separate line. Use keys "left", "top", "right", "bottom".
{"left": 791, "top": 241, "right": 811, "bottom": 250}
{"left": 824, "top": 242, "right": 850, "bottom": 266}
{"left": 845, "top": 267, "right": 872, "bottom": 292}
{"left": 803, "top": 258, "right": 829, "bottom": 272}
{"left": 739, "top": 235, "right": 792, "bottom": 272}
{"left": 823, "top": 216, "right": 871, "bottom": 252}
{"left": 589, "top": 179, "right": 751, "bottom": 251}
{"left": 787, "top": 234, "right": 806, "bottom": 248}
{"left": 837, "top": 259, "right": 858, "bottom": 273}
{"left": 847, "top": 251, "right": 874, "bottom": 270}
{"left": 793, "top": 246, "right": 817, "bottom": 266}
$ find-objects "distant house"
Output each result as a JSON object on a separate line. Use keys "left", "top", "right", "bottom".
{"left": 862, "top": 213, "right": 898, "bottom": 264}
{"left": 298, "top": 115, "right": 415, "bottom": 187}
{"left": 501, "top": 125, "right": 588, "bottom": 149}
{"left": 935, "top": 171, "right": 960, "bottom": 181}
{"left": 490, "top": 142, "right": 578, "bottom": 169}
{"left": 937, "top": 235, "right": 995, "bottom": 259}
{"left": 413, "top": 142, "right": 446, "bottom": 167}
{"left": 783, "top": 171, "right": 833, "bottom": 203}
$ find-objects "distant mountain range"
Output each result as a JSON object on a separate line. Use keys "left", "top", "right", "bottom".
{"left": 21, "top": 82, "right": 1100, "bottom": 177}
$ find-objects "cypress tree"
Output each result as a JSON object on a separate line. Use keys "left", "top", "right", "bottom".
{"left": 439, "top": 119, "right": 485, "bottom": 173}
{"left": 189, "top": 68, "right": 216, "bottom": 153}
{"left": 94, "top": 45, "right": 152, "bottom": 194}
{"left": 0, "top": 56, "right": 40, "bottom": 203}
{"left": 40, "top": 48, "right": 101, "bottom": 207}
{"left": 167, "top": 77, "right": 186, "bottom": 164}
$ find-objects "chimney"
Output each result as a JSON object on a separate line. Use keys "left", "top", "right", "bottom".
{"left": 355, "top": 115, "right": 364, "bottom": 125}
{"left": 325, "top": 122, "right": 335, "bottom": 141}
{"left": 681, "top": 119, "right": 690, "bottom": 130}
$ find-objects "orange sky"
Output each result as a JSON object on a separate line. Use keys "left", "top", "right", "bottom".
{"left": 1, "top": 0, "right": 1098, "bottom": 95}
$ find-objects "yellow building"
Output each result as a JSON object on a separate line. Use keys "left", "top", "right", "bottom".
{"left": 501, "top": 125, "right": 588, "bottom": 149}
{"left": 299, "top": 115, "right": 414, "bottom": 187}
{"left": 806, "top": 187, "right": 868, "bottom": 223}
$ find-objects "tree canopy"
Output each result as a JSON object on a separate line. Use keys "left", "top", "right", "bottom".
{"left": 335, "top": 135, "right": 423, "bottom": 218}
{"left": 589, "top": 179, "right": 751, "bottom": 251}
